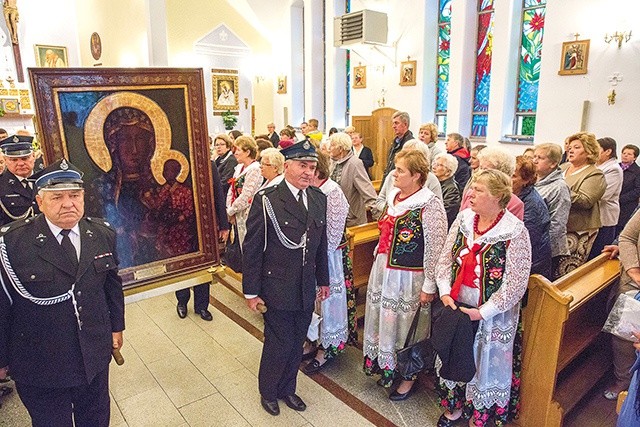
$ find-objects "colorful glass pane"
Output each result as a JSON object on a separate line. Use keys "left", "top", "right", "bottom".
{"left": 436, "top": 0, "right": 452, "bottom": 113}
{"left": 517, "top": 6, "right": 545, "bottom": 112}
{"left": 524, "top": 0, "right": 545, "bottom": 7}
{"left": 521, "top": 116, "right": 536, "bottom": 135}
{"left": 472, "top": 1, "right": 494, "bottom": 137}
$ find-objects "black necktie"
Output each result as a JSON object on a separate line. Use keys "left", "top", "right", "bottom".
{"left": 298, "top": 190, "right": 307, "bottom": 215}
{"left": 21, "top": 179, "right": 31, "bottom": 190}
{"left": 60, "top": 229, "right": 79, "bottom": 269}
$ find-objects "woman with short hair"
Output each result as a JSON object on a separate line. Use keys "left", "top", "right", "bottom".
{"left": 419, "top": 122, "right": 442, "bottom": 163}
{"left": 226, "top": 135, "right": 262, "bottom": 247}
{"left": 557, "top": 132, "right": 606, "bottom": 276}
{"left": 364, "top": 150, "right": 448, "bottom": 399}
{"left": 213, "top": 133, "right": 237, "bottom": 196}
{"left": 435, "top": 169, "right": 531, "bottom": 427}
{"left": 432, "top": 153, "right": 461, "bottom": 228}
{"left": 257, "top": 147, "right": 284, "bottom": 191}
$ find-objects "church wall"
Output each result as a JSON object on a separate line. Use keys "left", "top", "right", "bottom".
{"left": 164, "top": 0, "right": 274, "bottom": 137}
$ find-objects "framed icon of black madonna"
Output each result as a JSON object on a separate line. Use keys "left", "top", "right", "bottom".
{"left": 29, "top": 68, "right": 220, "bottom": 290}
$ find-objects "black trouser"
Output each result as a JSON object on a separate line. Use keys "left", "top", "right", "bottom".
{"left": 259, "top": 307, "right": 313, "bottom": 400}
{"left": 16, "top": 367, "right": 110, "bottom": 427}
{"left": 175, "top": 282, "right": 211, "bottom": 312}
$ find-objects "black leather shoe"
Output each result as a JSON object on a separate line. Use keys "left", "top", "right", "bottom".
{"left": 198, "top": 309, "right": 213, "bottom": 321}
{"left": 282, "top": 394, "right": 306, "bottom": 411}
{"left": 302, "top": 358, "right": 330, "bottom": 375}
{"left": 260, "top": 397, "right": 280, "bottom": 416}
{"left": 301, "top": 347, "right": 317, "bottom": 361}
{"left": 176, "top": 304, "right": 187, "bottom": 319}
{"left": 389, "top": 384, "right": 415, "bottom": 401}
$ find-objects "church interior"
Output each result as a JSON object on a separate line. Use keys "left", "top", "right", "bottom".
{"left": 1, "top": 0, "right": 639, "bottom": 426}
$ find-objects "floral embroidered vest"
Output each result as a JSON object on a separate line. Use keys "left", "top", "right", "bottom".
{"left": 385, "top": 208, "right": 424, "bottom": 270}
{"left": 450, "top": 231, "right": 508, "bottom": 303}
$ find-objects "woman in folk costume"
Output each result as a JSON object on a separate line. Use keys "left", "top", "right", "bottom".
{"left": 434, "top": 169, "right": 531, "bottom": 427}
{"left": 363, "top": 150, "right": 448, "bottom": 400}
{"left": 226, "top": 136, "right": 262, "bottom": 246}
{"left": 302, "top": 152, "right": 350, "bottom": 375}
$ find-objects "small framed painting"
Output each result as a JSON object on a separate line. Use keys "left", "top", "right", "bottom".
{"left": 353, "top": 66, "right": 366, "bottom": 89}
{"left": 277, "top": 75, "right": 287, "bottom": 94}
{"left": 399, "top": 60, "right": 416, "bottom": 86}
{"left": 34, "top": 44, "right": 68, "bottom": 68}
{"left": 212, "top": 69, "right": 239, "bottom": 112}
{"left": 558, "top": 39, "right": 590, "bottom": 76}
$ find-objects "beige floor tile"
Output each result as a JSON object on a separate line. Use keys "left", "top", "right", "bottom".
{"left": 179, "top": 394, "right": 250, "bottom": 427}
{"left": 197, "top": 312, "right": 263, "bottom": 357}
{"left": 126, "top": 321, "right": 182, "bottom": 365}
{"left": 234, "top": 349, "right": 263, "bottom": 376}
{"left": 211, "top": 369, "right": 307, "bottom": 427}
{"left": 110, "top": 393, "right": 126, "bottom": 426}
{"left": 109, "top": 344, "right": 159, "bottom": 402}
{"left": 147, "top": 352, "right": 217, "bottom": 408}
{"left": 118, "top": 387, "right": 185, "bottom": 427}
{"left": 180, "top": 337, "right": 245, "bottom": 382}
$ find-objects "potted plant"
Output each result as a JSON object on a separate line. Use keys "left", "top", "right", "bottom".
{"left": 222, "top": 110, "right": 238, "bottom": 130}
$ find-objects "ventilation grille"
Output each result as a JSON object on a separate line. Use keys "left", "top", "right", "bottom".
{"left": 333, "top": 10, "right": 388, "bottom": 47}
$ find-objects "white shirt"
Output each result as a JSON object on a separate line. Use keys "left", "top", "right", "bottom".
{"left": 45, "top": 218, "right": 80, "bottom": 261}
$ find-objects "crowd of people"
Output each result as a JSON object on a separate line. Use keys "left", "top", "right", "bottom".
{"left": 209, "top": 112, "right": 640, "bottom": 426}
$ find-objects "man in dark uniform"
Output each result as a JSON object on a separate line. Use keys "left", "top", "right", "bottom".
{"left": 175, "top": 158, "right": 230, "bottom": 320}
{"left": 0, "top": 134, "right": 40, "bottom": 226}
{"left": 243, "top": 140, "right": 329, "bottom": 416}
{"left": 0, "top": 159, "right": 125, "bottom": 427}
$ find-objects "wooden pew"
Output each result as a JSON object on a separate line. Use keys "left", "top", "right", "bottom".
{"left": 517, "top": 254, "right": 620, "bottom": 426}
{"left": 346, "top": 222, "right": 380, "bottom": 289}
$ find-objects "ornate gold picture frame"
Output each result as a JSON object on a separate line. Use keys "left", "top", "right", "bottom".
{"left": 34, "top": 44, "right": 68, "bottom": 68}
{"left": 212, "top": 69, "right": 239, "bottom": 112}
{"left": 558, "top": 39, "right": 590, "bottom": 76}
{"left": 399, "top": 60, "right": 417, "bottom": 86}
{"left": 29, "top": 68, "right": 220, "bottom": 289}
{"left": 353, "top": 66, "right": 366, "bottom": 89}
{"left": 277, "top": 75, "right": 287, "bottom": 94}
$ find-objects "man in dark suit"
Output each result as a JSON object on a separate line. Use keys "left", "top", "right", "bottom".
{"left": 0, "top": 135, "right": 40, "bottom": 226}
{"left": 0, "top": 159, "right": 125, "bottom": 427}
{"left": 382, "top": 111, "right": 414, "bottom": 182}
{"left": 175, "top": 159, "right": 230, "bottom": 320}
{"left": 267, "top": 122, "right": 280, "bottom": 148}
{"left": 242, "top": 140, "right": 329, "bottom": 416}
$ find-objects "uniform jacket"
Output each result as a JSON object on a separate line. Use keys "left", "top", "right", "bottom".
{"left": 242, "top": 182, "right": 328, "bottom": 311}
{"left": 0, "top": 214, "right": 124, "bottom": 388}
{"left": 0, "top": 170, "right": 40, "bottom": 226}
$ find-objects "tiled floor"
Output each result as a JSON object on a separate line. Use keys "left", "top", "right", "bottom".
{"left": 0, "top": 279, "right": 620, "bottom": 427}
{"left": 0, "top": 290, "right": 373, "bottom": 427}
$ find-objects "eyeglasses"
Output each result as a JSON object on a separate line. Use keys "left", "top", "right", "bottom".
{"left": 260, "top": 163, "right": 273, "bottom": 167}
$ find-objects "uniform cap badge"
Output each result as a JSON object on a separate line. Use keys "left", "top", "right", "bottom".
{"left": 303, "top": 141, "right": 310, "bottom": 150}
{"left": 60, "top": 159, "right": 69, "bottom": 171}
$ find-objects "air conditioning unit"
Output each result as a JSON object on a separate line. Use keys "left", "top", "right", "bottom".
{"left": 333, "top": 9, "right": 388, "bottom": 48}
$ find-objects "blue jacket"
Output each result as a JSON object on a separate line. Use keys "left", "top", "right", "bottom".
{"left": 520, "top": 186, "right": 552, "bottom": 279}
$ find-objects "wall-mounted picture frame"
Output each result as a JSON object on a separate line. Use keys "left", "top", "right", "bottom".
{"left": 34, "top": 44, "right": 68, "bottom": 68}
{"left": 353, "top": 66, "right": 366, "bottom": 89}
{"left": 29, "top": 68, "right": 220, "bottom": 290}
{"left": 212, "top": 69, "right": 239, "bottom": 112}
{"left": 277, "top": 75, "right": 287, "bottom": 94}
{"left": 400, "top": 60, "right": 417, "bottom": 86}
{"left": 90, "top": 32, "right": 102, "bottom": 61}
{"left": 558, "top": 39, "right": 590, "bottom": 76}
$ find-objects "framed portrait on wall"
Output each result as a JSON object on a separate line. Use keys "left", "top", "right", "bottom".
{"left": 353, "top": 65, "right": 366, "bottom": 89}
{"left": 212, "top": 69, "right": 239, "bottom": 112}
{"left": 277, "top": 75, "right": 287, "bottom": 94}
{"left": 29, "top": 68, "right": 220, "bottom": 290}
{"left": 34, "top": 44, "right": 68, "bottom": 68}
{"left": 558, "top": 39, "right": 589, "bottom": 75}
{"left": 399, "top": 60, "right": 417, "bottom": 86}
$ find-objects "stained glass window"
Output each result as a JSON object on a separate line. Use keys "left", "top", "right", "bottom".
{"left": 471, "top": 0, "right": 494, "bottom": 138}
{"left": 514, "top": 0, "right": 546, "bottom": 137}
{"left": 435, "top": 0, "right": 452, "bottom": 134}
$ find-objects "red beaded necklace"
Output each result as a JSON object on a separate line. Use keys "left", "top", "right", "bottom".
{"left": 394, "top": 188, "right": 421, "bottom": 204}
{"left": 473, "top": 210, "right": 505, "bottom": 236}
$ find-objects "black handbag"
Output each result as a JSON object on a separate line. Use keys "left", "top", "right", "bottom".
{"left": 395, "top": 307, "right": 436, "bottom": 378}
{"left": 224, "top": 224, "right": 243, "bottom": 273}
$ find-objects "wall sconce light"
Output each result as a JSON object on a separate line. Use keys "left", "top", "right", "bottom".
{"left": 605, "top": 31, "right": 632, "bottom": 48}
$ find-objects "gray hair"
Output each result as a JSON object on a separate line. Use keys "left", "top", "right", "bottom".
{"left": 392, "top": 111, "right": 410, "bottom": 127}
{"left": 260, "top": 147, "right": 285, "bottom": 173}
{"left": 329, "top": 132, "right": 353, "bottom": 153}
{"left": 433, "top": 153, "right": 458, "bottom": 177}
{"left": 402, "top": 139, "right": 431, "bottom": 166}
{"left": 477, "top": 146, "right": 516, "bottom": 176}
